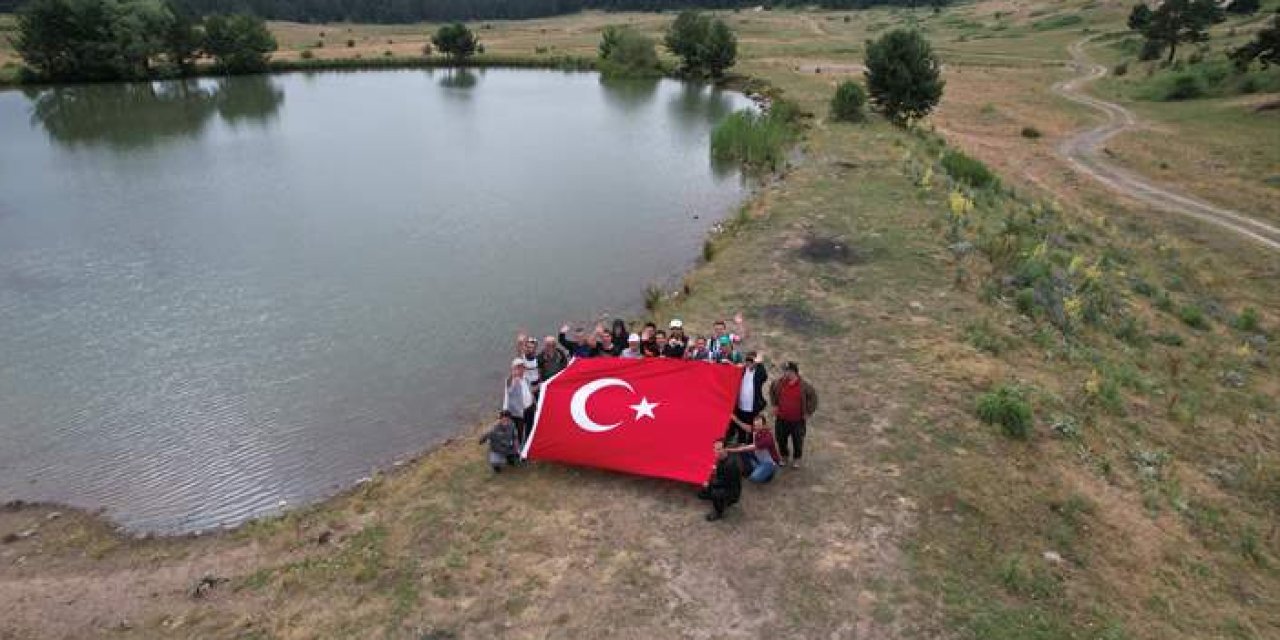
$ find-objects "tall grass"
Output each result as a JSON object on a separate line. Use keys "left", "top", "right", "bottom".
{"left": 710, "top": 102, "right": 799, "bottom": 172}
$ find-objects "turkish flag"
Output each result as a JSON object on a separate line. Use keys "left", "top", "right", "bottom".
{"left": 522, "top": 357, "right": 742, "bottom": 484}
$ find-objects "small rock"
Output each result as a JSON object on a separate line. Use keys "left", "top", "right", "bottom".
{"left": 908, "top": 301, "right": 924, "bottom": 312}
{"left": 17, "top": 529, "right": 37, "bottom": 540}
{"left": 316, "top": 530, "right": 333, "bottom": 545}
{"left": 190, "top": 574, "right": 227, "bottom": 599}
{"left": 45, "top": 512, "right": 62, "bottom": 521}
{"left": 1043, "top": 551, "right": 1063, "bottom": 564}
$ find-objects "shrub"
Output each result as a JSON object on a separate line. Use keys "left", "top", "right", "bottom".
{"left": 1015, "top": 288, "right": 1037, "bottom": 317}
{"left": 314, "top": 40, "right": 324, "bottom": 48}
{"left": 976, "top": 385, "right": 1033, "bottom": 439}
{"left": 1020, "top": 126, "right": 1041, "bottom": 139}
{"left": 347, "top": 39, "right": 355, "bottom": 48}
{"left": 1153, "top": 332, "right": 1185, "bottom": 346}
{"left": 1179, "top": 304, "right": 1209, "bottom": 329}
{"left": 1233, "top": 307, "right": 1260, "bottom": 332}
{"left": 643, "top": 284, "right": 662, "bottom": 311}
{"left": 1164, "top": 73, "right": 1204, "bottom": 100}
{"left": 422, "top": 42, "right": 433, "bottom": 56}
{"left": 940, "top": 149, "right": 999, "bottom": 189}
{"left": 598, "top": 26, "right": 661, "bottom": 77}
{"left": 300, "top": 49, "right": 314, "bottom": 59}
{"left": 1113, "top": 62, "right": 1128, "bottom": 76}
{"left": 830, "top": 80, "right": 868, "bottom": 122}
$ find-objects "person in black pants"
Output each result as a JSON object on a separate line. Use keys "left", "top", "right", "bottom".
{"left": 727, "top": 351, "right": 768, "bottom": 445}
{"left": 697, "top": 440, "right": 742, "bottom": 521}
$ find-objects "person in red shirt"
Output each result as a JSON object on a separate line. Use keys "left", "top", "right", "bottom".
{"left": 768, "top": 361, "right": 819, "bottom": 468}
{"left": 727, "top": 414, "right": 782, "bottom": 483}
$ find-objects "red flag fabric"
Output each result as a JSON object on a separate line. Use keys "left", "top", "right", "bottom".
{"left": 522, "top": 357, "right": 742, "bottom": 484}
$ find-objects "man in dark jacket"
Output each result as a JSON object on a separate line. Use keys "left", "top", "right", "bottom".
{"left": 768, "top": 361, "right": 819, "bottom": 469}
{"left": 697, "top": 440, "right": 742, "bottom": 521}
{"left": 727, "top": 351, "right": 768, "bottom": 444}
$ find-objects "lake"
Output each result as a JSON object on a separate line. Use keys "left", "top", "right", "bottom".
{"left": 0, "top": 69, "right": 750, "bottom": 533}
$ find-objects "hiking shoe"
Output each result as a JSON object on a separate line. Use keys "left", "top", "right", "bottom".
{"left": 791, "top": 459, "right": 802, "bottom": 470}
{"left": 779, "top": 457, "right": 789, "bottom": 467}
{"left": 705, "top": 511, "right": 723, "bottom": 522}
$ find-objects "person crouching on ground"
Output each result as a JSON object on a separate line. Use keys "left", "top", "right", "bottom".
{"left": 479, "top": 410, "right": 520, "bottom": 473}
{"left": 697, "top": 440, "right": 742, "bottom": 521}
{"left": 769, "top": 361, "right": 820, "bottom": 469}
{"left": 727, "top": 415, "right": 781, "bottom": 484}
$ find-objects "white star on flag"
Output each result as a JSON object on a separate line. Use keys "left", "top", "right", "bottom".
{"left": 629, "top": 397, "right": 659, "bottom": 420}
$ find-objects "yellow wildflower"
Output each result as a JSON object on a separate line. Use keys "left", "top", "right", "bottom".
{"left": 1084, "top": 369, "right": 1101, "bottom": 396}
{"left": 1031, "top": 242, "right": 1048, "bottom": 260}
{"left": 919, "top": 166, "right": 933, "bottom": 188}
{"left": 1068, "top": 255, "right": 1085, "bottom": 275}
{"left": 1065, "top": 295, "right": 1084, "bottom": 321}
{"left": 948, "top": 190, "right": 973, "bottom": 219}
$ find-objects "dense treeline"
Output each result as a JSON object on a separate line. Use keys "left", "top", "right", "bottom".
{"left": 14, "top": 0, "right": 276, "bottom": 81}
{"left": 163, "top": 0, "right": 945, "bottom": 24}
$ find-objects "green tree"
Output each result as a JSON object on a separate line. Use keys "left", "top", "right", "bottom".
{"left": 203, "top": 13, "right": 276, "bottom": 74}
{"left": 14, "top": 0, "right": 175, "bottom": 81}
{"left": 1127, "top": 3, "right": 1152, "bottom": 31}
{"left": 432, "top": 22, "right": 478, "bottom": 61}
{"left": 664, "top": 11, "right": 710, "bottom": 74}
{"left": 703, "top": 18, "right": 737, "bottom": 78}
{"left": 598, "top": 26, "right": 660, "bottom": 77}
{"left": 1231, "top": 12, "right": 1279, "bottom": 69}
{"left": 830, "top": 80, "right": 867, "bottom": 122}
{"left": 599, "top": 24, "right": 622, "bottom": 59}
{"left": 863, "top": 28, "right": 944, "bottom": 126}
{"left": 161, "top": 0, "right": 202, "bottom": 74}
{"left": 1140, "top": 0, "right": 1224, "bottom": 63}
{"left": 663, "top": 10, "right": 736, "bottom": 77}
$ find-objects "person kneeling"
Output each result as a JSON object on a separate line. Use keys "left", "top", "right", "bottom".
{"left": 479, "top": 410, "right": 520, "bottom": 473}
{"left": 727, "top": 415, "right": 781, "bottom": 484}
{"left": 697, "top": 440, "right": 742, "bottom": 521}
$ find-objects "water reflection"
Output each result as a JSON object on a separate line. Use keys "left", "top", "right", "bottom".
{"left": 668, "top": 82, "right": 736, "bottom": 135}
{"left": 439, "top": 68, "right": 478, "bottom": 90}
{"left": 24, "top": 76, "right": 284, "bottom": 150}
{"left": 214, "top": 76, "right": 285, "bottom": 127}
{"left": 598, "top": 74, "right": 660, "bottom": 113}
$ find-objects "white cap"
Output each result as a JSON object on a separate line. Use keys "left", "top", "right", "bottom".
{"left": 511, "top": 358, "right": 525, "bottom": 367}
{"left": 628, "top": 333, "right": 641, "bottom": 343}
{"left": 669, "top": 319, "right": 683, "bottom": 329}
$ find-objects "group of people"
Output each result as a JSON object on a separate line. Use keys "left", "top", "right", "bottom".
{"left": 479, "top": 314, "right": 820, "bottom": 523}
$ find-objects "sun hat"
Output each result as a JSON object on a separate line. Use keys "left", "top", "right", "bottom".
{"left": 669, "top": 319, "right": 683, "bottom": 329}
{"left": 628, "top": 333, "right": 641, "bottom": 343}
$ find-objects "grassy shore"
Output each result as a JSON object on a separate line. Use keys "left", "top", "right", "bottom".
{"left": 2, "top": 3, "right": 1278, "bottom": 638}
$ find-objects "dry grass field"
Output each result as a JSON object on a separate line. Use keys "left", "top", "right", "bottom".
{"left": 2, "top": 2, "right": 1278, "bottom": 638}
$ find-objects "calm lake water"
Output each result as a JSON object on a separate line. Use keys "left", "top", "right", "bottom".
{"left": 0, "top": 69, "right": 750, "bottom": 532}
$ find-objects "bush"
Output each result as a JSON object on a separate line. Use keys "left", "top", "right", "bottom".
{"left": 598, "top": 26, "right": 661, "bottom": 77}
{"left": 1164, "top": 72, "right": 1204, "bottom": 100}
{"left": 1179, "top": 304, "right": 1209, "bottom": 329}
{"left": 1233, "top": 307, "right": 1260, "bottom": 332}
{"left": 300, "top": 49, "right": 314, "bottom": 59}
{"left": 1153, "top": 332, "right": 1185, "bottom": 346}
{"left": 1020, "top": 126, "right": 1041, "bottom": 139}
{"left": 830, "top": 80, "right": 867, "bottom": 122}
{"left": 203, "top": 13, "right": 278, "bottom": 74}
{"left": 976, "top": 385, "right": 1033, "bottom": 439}
{"left": 347, "top": 39, "right": 355, "bottom": 48}
{"left": 710, "top": 106, "right": 799, "bottom": 172}
{"left": 940, "top": 149, "right": 999, "bottom": 189}
{"left": 421, "top": 42, "right": 433, "bottom": 56}
{"left": 1113, "top": 61, "right": 1128, "bottom": 76}
{"left": 864, "top": 28, "right": 944, "bottom": 125}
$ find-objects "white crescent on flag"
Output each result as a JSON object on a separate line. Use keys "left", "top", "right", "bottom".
{"left": 569, "top": 377, "right": 634, "bottom": 433}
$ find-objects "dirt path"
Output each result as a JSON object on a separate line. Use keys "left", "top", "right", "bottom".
{"left": 1053, "top": 37, "right": 1280, "bottom": 252}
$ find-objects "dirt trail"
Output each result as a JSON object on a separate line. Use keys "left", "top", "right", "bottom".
{"left": 1053, "top": 37, "right": 1280, "bottom": 252}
